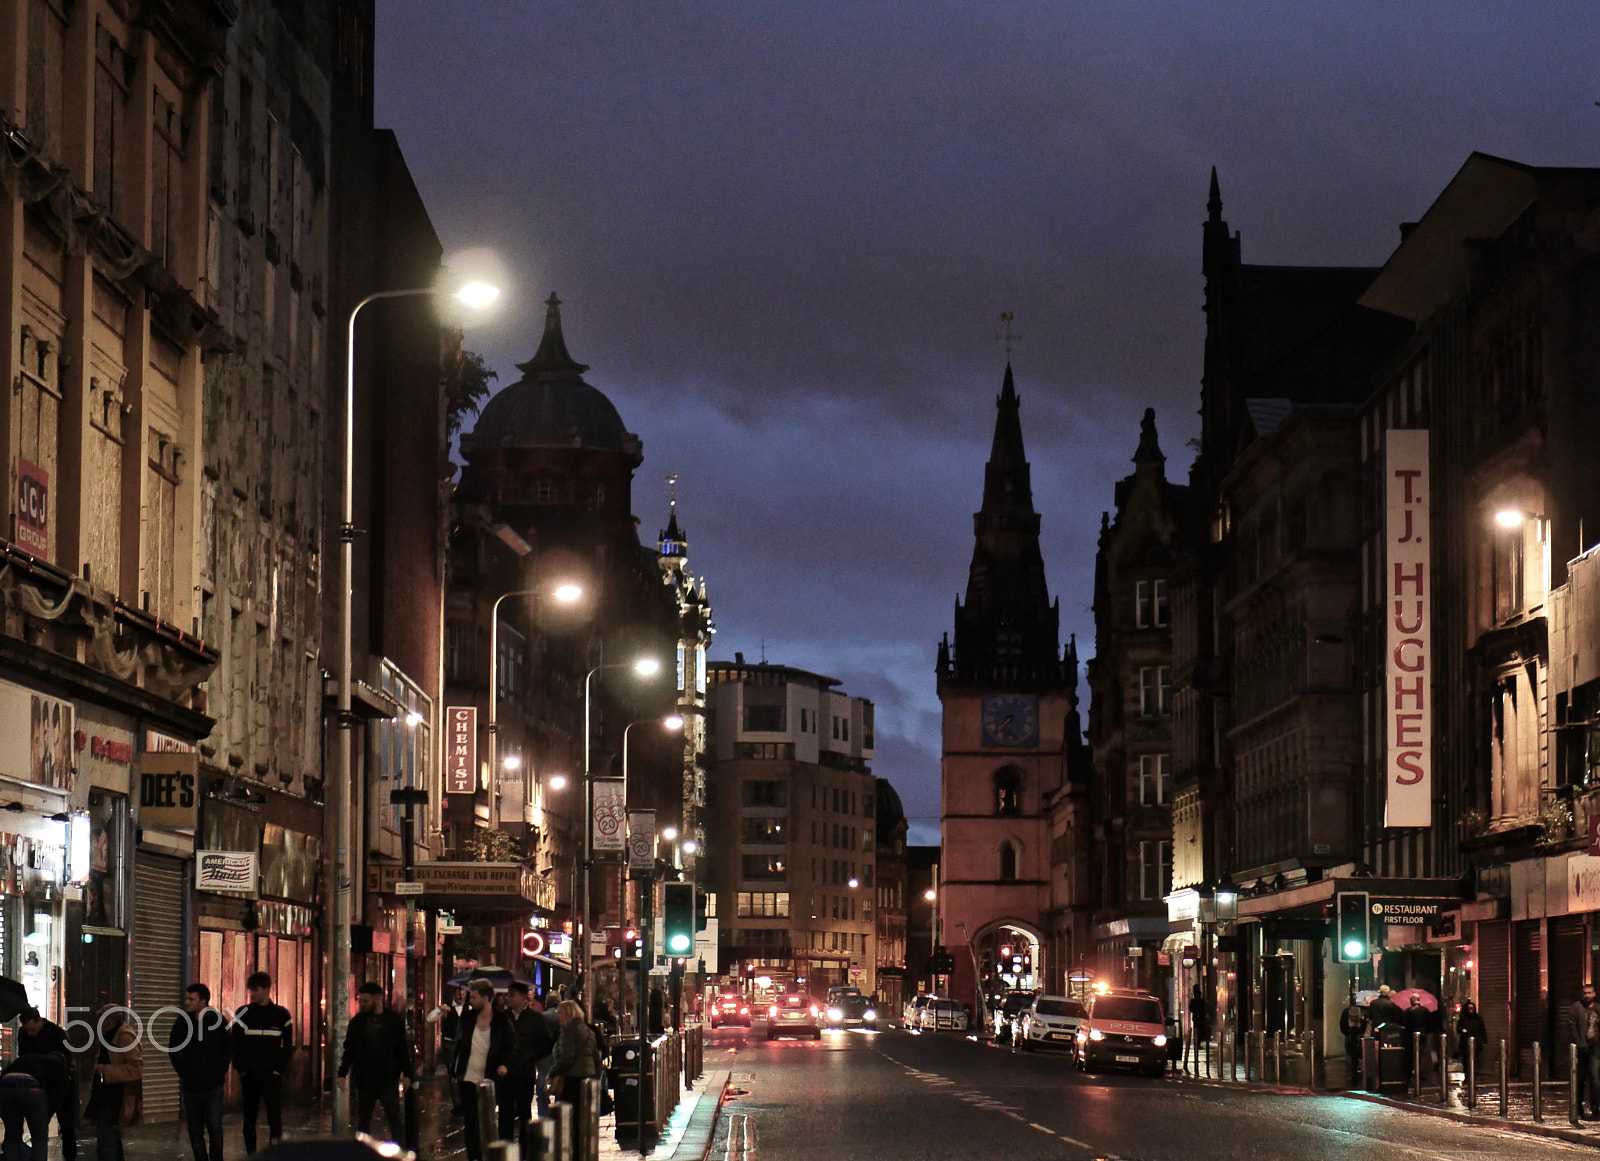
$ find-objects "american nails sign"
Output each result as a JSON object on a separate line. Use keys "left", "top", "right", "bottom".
{"left": 1385, "top": 429, "right": 1431, "bottom": 827}
{"left": 445, "top": 706, "right": 477, "bottom": 795}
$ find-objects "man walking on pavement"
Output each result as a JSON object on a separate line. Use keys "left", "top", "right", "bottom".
{"left": 19, "top": 1006, "right": 75, "bottom": 1160}
{"left": 1570, "top": 983, "right": 1600, "bottom": 1118}
{"left": 169, "top": 984, "right": 231, "bottom": 1161}
{"left": 338, "top": 982, "right": 414, "bottom": 1142}
{"left": 232, "top": 971, "right": 293, "bottom": 1155}
{"left": 500, "top": 983, "right": 552, "bottom": 1141}
{"left": 452, "top": 980, "right": 512, "bottom": 1161}
{"left": 1338, "top": 995, "right": 1367, "bottom": 1089}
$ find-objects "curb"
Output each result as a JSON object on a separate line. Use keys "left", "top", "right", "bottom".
{"left": 668, "top": 1071, "right": 733, "bottom": 1161}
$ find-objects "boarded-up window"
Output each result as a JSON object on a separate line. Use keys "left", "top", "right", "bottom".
{"left": 17, "top": 328, "right": 60, "bottom": 561}
{"left": 93, "top": 24, "right": 128, "bottom": 214}
{"left": 25, "top": 0, "right": 67, "bottom": 158}
{"left": 150, "top": 89, "right": 183, "bottom": 271}
{"left": 85, "top": 375, "right": 125, "bottom": 584}
{"left": 141, "top": 428, "right": 179, "bottom": 617}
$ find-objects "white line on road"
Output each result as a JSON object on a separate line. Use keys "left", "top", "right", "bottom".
{"left": 1028, "top": 1122, "right": 1054, "bottom": 1134}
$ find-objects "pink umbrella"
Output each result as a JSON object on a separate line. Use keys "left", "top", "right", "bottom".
{"left": 1393, "top": 988, "right": 1438, "bottom": 1012}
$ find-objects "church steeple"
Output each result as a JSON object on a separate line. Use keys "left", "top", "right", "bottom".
{"left": 940, "top": 363, "right": 1063, "bottom": 689}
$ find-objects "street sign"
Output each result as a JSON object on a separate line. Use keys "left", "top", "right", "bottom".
{"left": 395, "top": 881, "right": 424, "bottom": 896}
{"left": 439, "top": 923, "right": 463, "bottom": 935}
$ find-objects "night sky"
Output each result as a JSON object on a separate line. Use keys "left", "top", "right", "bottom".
{"left": 376, "top": 3, "right": 1600, "bottom": 843}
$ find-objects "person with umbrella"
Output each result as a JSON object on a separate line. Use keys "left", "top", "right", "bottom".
{"left": 19, "top": 1006, "right": 75, "bottom": 1160}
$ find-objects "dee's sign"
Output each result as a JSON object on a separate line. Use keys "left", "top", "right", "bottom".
{"left": 139, "top": 751, "right": 198, "bottom": 828}
{"left": 445, "top": 707, "right": 476, "bottom": 795}
{"left": 1385, "top": 429, "right": 1431, "bottom": 827}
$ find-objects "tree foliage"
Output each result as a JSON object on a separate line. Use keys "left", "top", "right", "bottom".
{"left": 445, "top": 348, "right": 497, "bottom": 440}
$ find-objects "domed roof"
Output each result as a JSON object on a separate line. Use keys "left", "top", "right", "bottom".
{"left": 466, "top": 294, "right": 634, "bottom": 454}
{"left": 874, "top": 777, "right": 907, "bottom": 832}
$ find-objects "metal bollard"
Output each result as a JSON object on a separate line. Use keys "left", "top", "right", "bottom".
{"left": 1466, "top": 1036, "right": 1476, "bottom": 1108}
{"left": 551, "top": 1099, "right": 575, "bottom": 1161}
{"left": 1437, "top": 1034, "right": 1447, "bottom": 1104}
{"left": 487, "top": 1142, "right": 522, "bottom": 1161}
{"left": 1533, "top": 1041, "right": 1543, "bottom": 1122}
{"left": 1499, "top": 1039, "right": 1509, "bottom": 1118}
{"left": 1573, "top": 1042, "right": 1582, "bottom": 1128}
{"left": 1303, "top": 1031, "right": 1316, "bottom": 1089}
{"left": 1228, "top": 1030, "right": 1237, "bottom": 1081}
{"left": 1273, "top": 1031, "right": 1284, "bottom": 1085}
{"left": 577, "top": 1077, "right": 601, "bottom": 1161}
{"left": 404, "top": 1082, "right": 421, "bottom": 1155}
{"left": 1256, "top": 1030, "right": 1266, "bottom": 1084}
{"left": 477, "top": 1080, "right": 499, "bottom": 1159}
{"left": 1412, "top": 1031, "right": 1422, "bottom": 1098}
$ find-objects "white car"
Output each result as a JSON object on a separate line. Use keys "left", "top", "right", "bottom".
{"left": 1013, "top": 995, "right": 1087, "bottom": 1053}
{"left": 919, "top": 998, "right": 970, "bottom": 1032}
{"left": 903, "top": 993, "right": 932, "bottom": 1028}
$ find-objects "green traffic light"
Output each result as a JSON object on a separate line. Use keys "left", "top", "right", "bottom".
{"left": 669, "top": 933, "right": 692, "bottom": 953}
{"left": 1343, "top": 939, "right": 1365, "bottom": 959}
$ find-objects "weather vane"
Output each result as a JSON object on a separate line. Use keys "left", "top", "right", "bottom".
{"left": 995, "top": 312, "right": 1023, "bottom": 359}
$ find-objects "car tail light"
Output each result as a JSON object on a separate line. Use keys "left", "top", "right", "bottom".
{"left": 768, "top": 1005, "right": 778, "bottom": 1018}
{"left": 810, "top": 1006, "right": 820, "bottom": 1017}
{"left": 740, "top": 1007, "right": 749, "bottom": 1015}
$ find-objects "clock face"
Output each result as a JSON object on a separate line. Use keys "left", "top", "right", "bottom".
{"left": 981, "top": 694, "right": 1039, "bottom": 748}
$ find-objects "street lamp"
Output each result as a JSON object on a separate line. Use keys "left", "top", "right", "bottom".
{"left": 620, "top": 715, "right": 686, "bottom": 931}
{"left": 548, "top": 774, "right": 568, "bottom": 790}
{"left": 579, "top": 658, "right": 663, "bottom": 1011}
{"left": 332, "top": 276, "right": 500, "bottom": 1131}
{"left": 488, "top": 583, "right": 584, "bottom": 778}
{"left": 502, "top": 754, "right": 522, "bottom": 771}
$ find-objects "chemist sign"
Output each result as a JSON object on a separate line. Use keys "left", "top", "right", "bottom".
{"left": 444, "top": 707, "right": 476, "bottom": 795}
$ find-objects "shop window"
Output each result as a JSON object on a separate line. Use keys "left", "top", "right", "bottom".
{"left": 84, "top": 792, "right": 128, "bottom": 930}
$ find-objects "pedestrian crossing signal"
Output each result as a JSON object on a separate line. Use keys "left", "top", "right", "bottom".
{"left": 1335, "top": 891, "right": 1370, "bottom": 963}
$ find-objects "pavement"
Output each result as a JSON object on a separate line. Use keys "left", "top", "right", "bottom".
{"left": 44, "top": 1024, "right": 1600, "bottom": 1159}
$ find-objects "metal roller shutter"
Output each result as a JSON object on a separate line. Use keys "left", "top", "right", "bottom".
{"left": 132, "top": 854, "right": 186, "bottom": 1122}
{"left": 1514, "top": 919, "right": 1543, "bottom": 1078}
{"left": 1548, "top": 916, "right": 1587, "bottom": 1080}
{"left": 1477, "top": 920, "right": 1510, "bottom": 1066}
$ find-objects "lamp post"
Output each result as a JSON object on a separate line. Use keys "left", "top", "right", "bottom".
{"left": 333, "top": 279, "right": 498, "bottom": 1131}
{"left": 487, "top": 583, "right": 582, "bottom": 806}
{"left": 579, "top": 658, "right": 661, "bottom": 1013}
{"left": 620, "top": 716, "right": 684, "bottom": 929}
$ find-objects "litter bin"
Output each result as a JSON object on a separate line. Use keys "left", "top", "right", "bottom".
{"left": 613, "top": 1037, "right": 658, "bottom": 1151}
{"left": 1364, "top": 1034, "right": 1409, "bottom": 1094}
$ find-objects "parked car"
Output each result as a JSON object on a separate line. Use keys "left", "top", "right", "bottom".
{"left": 766, "top": 991, "right": 823, "bottom": 1040}
{"left": 826, "top": 992, "right": 878, "bottom": 1029}
{"left": 904, "top": 993, "right": 932, "bottom": 1028}
{"left": 1076, "top": 989, "right": 1167, "bottom": 1075}
{"left": 993, "top": 991, "right": 1037, "bottom": 1043}
{"left": 919, "top": 998, "right": 970, "bottom": 1032}
{"left": 1013, "top": 995, "right": 1087, "bottom": 1054}
{"left": 710, "top": 992, "right": 752, "bottom": 1028}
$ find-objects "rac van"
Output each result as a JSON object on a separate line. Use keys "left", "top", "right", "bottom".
{"left": 1076, "top": 988, "right": 1167, "bottom": 1076}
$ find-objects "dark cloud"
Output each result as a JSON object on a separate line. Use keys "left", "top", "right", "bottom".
{"left": 378, "top": 1, "right": 1600, "bottom": 840}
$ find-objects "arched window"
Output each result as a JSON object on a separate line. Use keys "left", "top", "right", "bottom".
{"left": 999, "top": 841, "right": 1017, "bottom": 882}
{"left": 993, "top": 767, "right": 1022, "bottom": 817}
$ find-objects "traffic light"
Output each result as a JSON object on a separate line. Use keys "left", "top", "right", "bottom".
{"left": 695, "top": 888, "right": 710, "bottom": 932}
{"left": 664, "top": 882, "right": 695, "bottom": 956}
{"left": 1335, "top": 891, "right": 1371, "bottom": 963}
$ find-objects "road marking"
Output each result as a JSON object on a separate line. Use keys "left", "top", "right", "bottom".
{"left": 1028, "top": 1122, "right": 1054, "bottom": 1134}
{"left": 721, "top": 1111, "right": 757, "bottom": 1161}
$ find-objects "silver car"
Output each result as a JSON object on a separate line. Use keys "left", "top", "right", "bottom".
{"left": 919, "top": 998, "right": 970, "bottom": 1032}
{"left": 1013, "top": 994, "right": 1087, "bottom": 1053}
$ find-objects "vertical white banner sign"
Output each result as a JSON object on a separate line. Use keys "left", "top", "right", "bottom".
{"left": 592, "top": 780, "right": 626, "bottom": 852}
{"left": 445, "top": 707, "right": 477, "bottom": 795}
{"left": 1385, "top": 429, "right": 1431, "bottom": 827}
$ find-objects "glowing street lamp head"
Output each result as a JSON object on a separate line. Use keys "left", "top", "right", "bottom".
{"left": 548, "top": 774, "right": 567, "bottom": 790}
{"left": 1495, "top": 509, "right": 1525, "bottom": 528}
{"left": 682, "top": 839, "right": 698, "bottom": 854}
{"left": 847, "top": 877, "right": 859, "bottom": 889}
{"left": 404, "top": 710, "right": 424, "bottom": 727}
{"left": 453, "top": 281, "right": 501, "bottom": 310}
{"left": 552, "top": 583, "right": 583, "bottom": 603}
{"left": 663, "top": 714, "right": 685, "bottom": 731}
{"left": 502, "top": 754, "right": 522, "bottom": 771}
{"left": 662, "top": 826, "right": 679, "bottom": 841}
{"left": 924, "top": 888, "right": 937, "bottom": 902}
{"left": 634, "top": 658, "right": 661, "bottom": 677}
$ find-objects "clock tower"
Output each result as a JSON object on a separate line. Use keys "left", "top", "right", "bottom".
{"left": 936, "top": 364, "right": 1083, "bottom": 1011}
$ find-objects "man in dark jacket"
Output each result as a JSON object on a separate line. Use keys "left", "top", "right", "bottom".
{"left": 452, "top": 980, "right": 513, "bottom": 1161}
{"left": 0, "top": 1052, "right": 71, "bottom": 1161}
{"left": 18, "top": 1007, "right": 75, "bottom": 1160}
{"left": 1570, "top": 984, "right": 1600, "bottom": 1118}
{"left": 1338, "top": 997, "right": 1367, "bottom": 1089}
{"left": 169, "top": 984, "right": 231, "bottom": 1161}
{"left": 499, "top": 983, "right": 552, "bottom": 1140}
{"left": 338, "top": 982, "right": 414, "bottom": 1141}
{"left": 232, "top": 970, "right": 294, "bottom": 1155}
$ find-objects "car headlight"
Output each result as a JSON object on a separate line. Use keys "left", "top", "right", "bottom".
{"left": 828, "top": 1008, "right": 843, "bottom": 1021}
{"left": 1088, "top": 1028, "right": 1105, "bottom": 1041}
{"left": 1153, "top": 1034, "right": 1167, "bottom": 1047}
{"left": 864, "top": 1010, "right": 876, "bottom": 1021}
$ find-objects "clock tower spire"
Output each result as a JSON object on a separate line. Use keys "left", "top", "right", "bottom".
{"left": 934, "top": 361, "right": 1081, "bottom": 1021}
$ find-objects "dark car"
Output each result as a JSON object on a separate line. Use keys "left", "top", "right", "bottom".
{"left": 766, "top": 992, "right": 822, "bottom": 1040}
{"left": 710, "top": 992, "right": 751, "bottom": 1028}
{"left": 825, "top": 992, "right": 878, "bottom": 1030}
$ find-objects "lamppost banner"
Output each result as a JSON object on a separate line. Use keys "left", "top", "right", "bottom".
{"left": 593, "top": 780, "right": 626, "bottom": 852}
{"left": 1385, "top": 428, "right": 1431, "bottom": 827}
{"left": 445, "top": 706, "right": 476, "bottom": 794}
{"left": 628, "top": 810, "right": 656, "bottom": 873}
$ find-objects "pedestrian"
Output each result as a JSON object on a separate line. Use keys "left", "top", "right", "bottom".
{"left": 425, "top": 985, "right": 468, "bottom": 1114}
{"left": 89, "top": 1004, "right": 142, "bottom": 1161}
{"left": 338, "top": 982, "right": 414, "bottom": 1142}
{"left": 231, "top": 970, "right": 293, "bottom": 1155}
{"left": 168, "top": 984, "right": 231, "bottom": 1161}
{"left": 1401, "top": 995, "right": 1430, "bottom": 1079}
{"left": 648, "top": 986, "right": 665, "bottom": 1036}
{"left": 1187, "top": 988, "right": 1211, "bottom": 1043}
{"left": 1338, "top": 995, "right": 1367, "bottom": 1089}
{"left": 18, "top": 1006, "right": 76, "bottom": 1160}
{"left": 547, "top": 1000, "right": 602, "bottom": 1106}
{"left": 1570, "top": 983, "right": 1600, "bottom": 1118}
{"left": 1, "top": 1051, "right": 70, "bottom": 1161}
{"left": 451, "top": 979, "right": 512, "bottom": 1161}
{"left": 500, "top": 983, "right": 552, "bottom": 1140}
{"left": 1367, "top": 985, "right": 1401, "bottom": 1035}
{"left": 1454, "top": 1000, "right": 1487, "bottom": 1070}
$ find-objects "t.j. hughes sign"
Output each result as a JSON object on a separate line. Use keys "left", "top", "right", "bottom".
{"left": 1385, "top": 429, "right": 1431, "bottom": 827}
